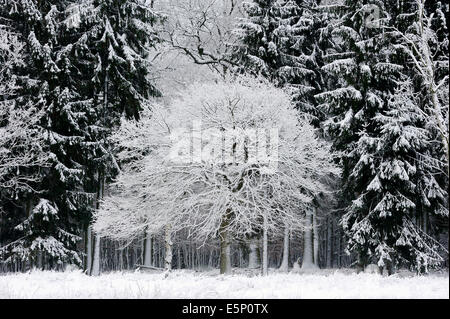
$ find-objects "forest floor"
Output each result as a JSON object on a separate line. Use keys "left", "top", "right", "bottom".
{"left": 0, "top": 268, "right": 448, "bottom": 299}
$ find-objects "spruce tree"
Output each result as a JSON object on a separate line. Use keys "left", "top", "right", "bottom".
{"left": 233, "top": 0, "right": 336, "bottom": 123}
{"left": 0, "top": 0, "right": 86, "bottom": 268}
{"left": 316, "top": 0, "right": 446, "bottom": 272}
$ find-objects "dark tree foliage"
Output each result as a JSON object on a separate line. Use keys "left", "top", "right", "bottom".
{"left": 0, "top": 0, "right": 162, "bottom": 270}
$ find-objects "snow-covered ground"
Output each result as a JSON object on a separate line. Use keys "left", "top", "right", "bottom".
{"left": 0, "top": 268, "right": 448, "bottom": 299}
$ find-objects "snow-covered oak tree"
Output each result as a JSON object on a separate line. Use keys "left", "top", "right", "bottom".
{"left": 94, "top": 76, "right": 339, "bottom": 274}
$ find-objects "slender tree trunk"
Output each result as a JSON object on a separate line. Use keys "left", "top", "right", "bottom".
{"left": 326, "top": 216, "right": 333, "bottom": 268}
{"left": 301, "top": 210, "right": 318, "bottom": 270}
{"left": 336, "top": 227, "right": 341, "bottom": 268}
{"left": 191, "top": 243, "right": 195, "bottom": 269}
{"left": 143, "top": 231, "right": 152, "bottom": 267}
{"left": 90, "top": 177, "right": 104, "bottom": 276}
{"left": 25, "top": 200, "right": 33, "bottom": 270}
{"left": 133, "top": 244, "right": 138, "bottom": 267}
{"left": 422, "top": 210, "right": 428, "bottom": 233}
{"left": 164, "top": 224, "right": 172, "bottom": 270}
{"left": 183, "top": 245, "right": 188, "bottom": 269}
{"left": 119, "top": 242, "right": 124, "bottom": 270}
{"left": 238, "top": 246, "right": 242, "bottom": 268}
{"left": 177, "top": 246, "right": 181, "bottom": 269}
{"left": 208, "top": 250, "right": 213, "bottom": 268}
{"left": 356, "top": 252, "right": 368, "bottom": 274}
{"left": 262, "top": 213, "right": 268, "bottom": 276}
{"left": 279, "top": 224, "right": 289, "bottom": 272}
{"left": 313, "top": 212, "right": 319, "bottom": 267}
{"left": 37, "top": 250, "right": 43, "bottom": 270}
{"left": 86, "top": 226, "right": 92, "bottom": 273}
{"left": 90, "top": 234, "right": 101, "bottom": 276}
{"left": 248, "top": 237, "right": 260, "bottom": 269}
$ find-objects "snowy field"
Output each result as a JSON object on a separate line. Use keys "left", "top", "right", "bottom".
{"left": 0, "top": 268, "right": 448, "bottom": 299}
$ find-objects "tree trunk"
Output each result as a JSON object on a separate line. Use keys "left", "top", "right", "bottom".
{"left": 86, "top": 226, "right": 93, "bottom": 273}
{"left": 164, "top": 224, "right": 172, "bottom": 270}
{"left": 326, "top": 216, "right": 333, "bottom": 268}
{"left": 262, "top": 213, "right": 268, "bottom": 276}
{"left": 422, "top": 210, "right": 428, "bottom": 233}
{"left": 119, "top": 242, "right": 124, "bottom": 270}
{"left": 313, "top": 212, "right": 319, "bottom": 267}
{"left": 219, "top": 210, "right": 231, "bottom": 274}
{"left": 25, "top": 200, "right": 33, "bottom": 271}
{"left": 336, "top": 227, "right": 341, "bottom": 268}
{"left": 301, "top": 210, "right": 318, "bottom": 270}
{"left": 356, "top": 252, "right": 368, "bottom": 274}
{"left": 219, "top": 231, "right": 231, "bottom": 274}
{"left": 279, "top": 224, "right": 289, "bottom": 272}
{"left": 177, "top": 247, "right": 182, "bottom": 269}
{"left": 143, "top": 232, "right": 152, "bottom": 267}
{"left": 90, "top": 234, "right": 101, "bottom": 276}
{"left": 37, "top": 250, "right": 43, "bottom": 270}
{"left": 90, "top": 177, "right": 104, "bottom": 276}
{"left": 208, "top": 250, "right": 213, "bottom": 268}
{"left": 248, "top": 237, "right": 260, "bottom": 269}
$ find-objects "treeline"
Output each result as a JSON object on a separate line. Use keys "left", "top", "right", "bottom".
{"left": 0, "top": 0, "right": 448, "bottom": 275}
